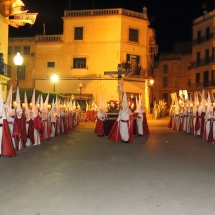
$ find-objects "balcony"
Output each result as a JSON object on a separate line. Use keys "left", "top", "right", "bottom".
{"left": 192, "top": 33, "right": 214, "bottom": 46}
{"left": 188, "top": 81, "right": 215, "bottom": 90}
{"left": 1, "top": 64, "right": 11, "bottom": 78}
{"left": 35, "top": 35, "right": 63, "bottom": 42}
{"left": 190, "top": 56, "right": 215, "bottom": 68}
{"left": 64, "top": 8, "right": 148, "bottom": 20}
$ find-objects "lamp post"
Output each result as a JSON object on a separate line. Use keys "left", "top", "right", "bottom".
{"left": 79, "top": 82, "right": 83, "bottom": 109}
{"left": 14, "top": 52, "right": 23, "bottom": 88}
{"left": 51, "top": 74, "right": 58, "bottom": 92}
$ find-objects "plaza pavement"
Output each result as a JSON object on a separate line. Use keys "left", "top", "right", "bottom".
{"left": 0, "top": 115, "right": 215, "bottom": 215}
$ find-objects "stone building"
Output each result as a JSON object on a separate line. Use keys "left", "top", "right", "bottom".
{"left": 8, "top": 7, "right": 157, "bottom": 112}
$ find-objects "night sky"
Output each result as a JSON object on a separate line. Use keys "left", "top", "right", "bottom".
{"left": 8, "top": 0, "right": 215, "bottom": 52}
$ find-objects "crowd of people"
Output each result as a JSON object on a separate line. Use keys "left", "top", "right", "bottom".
{"left": 152, "top": 99, "right": 168, "bottom": 119}
{"left": 94, "top": 92, "right": 150, "bottom": 143}
{"left": 168, "top": 89, "right": 215, "bottom": 144}
{"left": 0, "top": 85, "right": 82, "bottom": 157}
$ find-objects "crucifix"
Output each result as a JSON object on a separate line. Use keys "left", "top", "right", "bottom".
{"left": 104, "top": 64, "right": 134, "bottom": 108}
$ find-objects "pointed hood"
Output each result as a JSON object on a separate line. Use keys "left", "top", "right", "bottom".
{"left": 44, "top": 93, "right": 49, "bottom": 110}
{"left": 36, "top": 94, "right": 40, "bottom": 108}
{"left": 51, "top": 98, "right": 55, "bottom": 110}
{"left": 206, "top": 92, "right": 213, "bottom": 116}
{"left": 24, "top": 92, "right": 28, "bottom": 110}
{"left": 15, "top": 86, "right": 21, "bottom": 107}
{"left": 40, "top": 94, "right": 44, "bottom": 110}
{"left": 0, "top": 83, "right": 5, "bottom": 118}
{"left": 31, "top": 89, "right": 36, "bottom": 109}
{"left": 5, "top": 85, "right": 12, "bottom": 107}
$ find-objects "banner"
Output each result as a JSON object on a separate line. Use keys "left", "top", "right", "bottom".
{"left": 9, "top": 12, "right": 38, "bottom": 28}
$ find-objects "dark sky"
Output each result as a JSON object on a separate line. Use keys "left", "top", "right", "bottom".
{"left": 8, "top": 0, "right": 215, "bottom": 52}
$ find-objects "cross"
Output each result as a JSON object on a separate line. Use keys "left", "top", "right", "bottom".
{"left": 104, "top": 64, "right": 134, "bottom": 108}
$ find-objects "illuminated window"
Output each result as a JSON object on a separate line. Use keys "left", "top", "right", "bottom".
{"left": 74, "top": 27, "right": 83, "bottom": 40}
{"left": 73, "top": 58, "right": 86, "bottom": 68}
{"left": 129, "top": 28, "right": 138, "bottom": 42}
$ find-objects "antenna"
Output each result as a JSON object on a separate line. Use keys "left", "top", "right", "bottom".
{"left": 69, "top": 0, "right": 71, "bottom": 10}
{"left": 43, "top": 23, "right": 45, "bottom": 35}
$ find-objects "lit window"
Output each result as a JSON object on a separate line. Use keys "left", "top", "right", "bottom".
{"left": 73, "top": 58, "right": 86, "bottom": 68}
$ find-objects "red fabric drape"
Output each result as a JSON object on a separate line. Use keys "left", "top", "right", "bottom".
{"left": 2, "top": 119, "right": 16, "bottom": 157}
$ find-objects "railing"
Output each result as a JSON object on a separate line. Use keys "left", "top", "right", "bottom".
{"left": 1, "top": 64, "right": 12, "bottom": 78}
{"left": 190, "top": 56, "right": 215, "bottom": 68}
{"left": 193, "top": 10, "right": 215, "bottom": 25}
{"left": 35, "top": 35, "right": 63, "bottom": 42}
{"left": 188, "top": 81, "right": 215, "bottom": 90}
{"left": 192, "top": 32, "right": 214, "bottom": 45}
{"left": 64, "top": 8, "right": 147, "bottom": 20}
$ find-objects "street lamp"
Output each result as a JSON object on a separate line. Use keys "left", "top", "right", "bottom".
{"left": 51, "top": 74, "right": 58, "bottom": 92}
{"left": 79, "top": 82, "right": 83, "bottom": 109}
{"left": 14, "top": 52, "right": 23, "bottom": 88}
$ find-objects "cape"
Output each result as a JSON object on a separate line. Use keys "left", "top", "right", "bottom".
{"left": 2, "top": 119, "right": 17, "bottom": 157}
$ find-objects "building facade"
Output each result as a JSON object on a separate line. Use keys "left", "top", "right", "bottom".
{"left": 153, "top": 53, "right": 192, "bottom": 107}
{"left": 8, "top": 7, "right": 157, "bottom": 112}
{"left": 190, "top": 10, "right": 215, "bottom": 96}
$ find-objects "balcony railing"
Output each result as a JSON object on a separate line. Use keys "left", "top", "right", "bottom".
{"left": 190, "top": 56, "right": 215, "bottom": 68}
{"left": 193, "top": 10, "right": 215, "bottom": 25}
{"left": 1, "top": 64, "right": 11, "bottom": 78}
{"left": 35, "top": 35, "right": 63, "bottom": 42}
{"left": 64, "top": 8, "right": 147, "bottom": 20}
{"left": 192, "top": 32, "right": 214, "bottom": 45}
{"left": 188, "top": 81, "right": 215, "bottom": 90}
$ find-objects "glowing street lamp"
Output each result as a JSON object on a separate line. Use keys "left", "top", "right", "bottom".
{"left": 51, "top": 74, "right": 58, "bottom": 92}
{"left": 14, "top": 52, "right": 23, "bottom": 88}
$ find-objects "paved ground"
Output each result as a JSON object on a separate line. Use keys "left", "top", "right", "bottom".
{"left": 0, "top": 115, "right": 215, "bottom": 215}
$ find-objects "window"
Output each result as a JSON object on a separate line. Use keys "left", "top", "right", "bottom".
{"left": 197, "top": 30, "right": 201, "bottom": 43}
{"left": 24, "top": 46, "right": 30, "bottom": 55}
{"left": 196, "top": 73, "right": 200, "bottom": 83}
{"left": 196, "top": 52, "right": 200, "bottom": 66}
{"left": 163, "top": 64, "right": 168, "bottom": 73}
{"left": 17, "top": 65, "right": 26, "bottom": 80}
{"left": 205, "top": 49, "right": 209, "bottom": 63}
{"left": 73, "top": 58, "right": 86, "bottom": 68}
{"left": 129, "top": 28, "right": 138, "bottom": 42}
{"left": 74, "top": 27, "right": 83, "bottom": 40}
{"left": 203, "top": 71, "right": 209, "bottom": 87}
{"left": 163, "top": 77, "right": 168, "bottom": 87}
{"left": 15, "top": 46, "right": 21, "bottom": 54}
{"left": 212, "top": 47, "right": 215, "bottom": 62}
{"left": 8, "top": 46, "right": 12, "bottom": 55}
{"left": 47, "top": 62, "right": 55, "bottom": 68}
{"left": 206, "top": 27, "right": 210, "bottom": 40}
{"left": 211, "top": 70, "right": 215, "bottom": 86}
